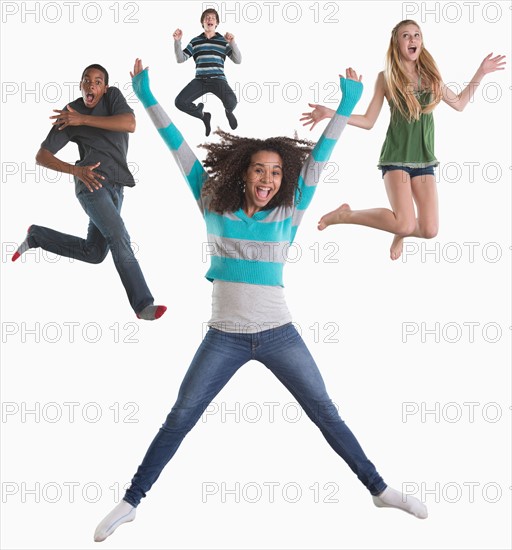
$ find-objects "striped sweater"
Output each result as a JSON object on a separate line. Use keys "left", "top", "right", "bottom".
{"left": 132, "top": 69, "right": 362, "bottom": 286}
{"left": 174, "top": 33, "right": 242, "bottom": 79}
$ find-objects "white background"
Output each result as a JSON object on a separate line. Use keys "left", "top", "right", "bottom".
{"left": 1, "top": 1, "right": 511, "bottom": 549}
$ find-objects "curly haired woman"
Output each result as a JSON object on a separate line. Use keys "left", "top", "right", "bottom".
{"left": 94, "top": 58, "right": 427, "bottom": 542}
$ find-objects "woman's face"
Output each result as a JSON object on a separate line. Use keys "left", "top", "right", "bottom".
{"left": 396, "top": 24, "right": 422, "bottom": 63}
{"left": 243, "top": 150, "right": 283, "bottom": 214}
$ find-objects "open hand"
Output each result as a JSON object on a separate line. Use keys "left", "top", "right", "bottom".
{"left": 343, "top": 67, "right": 363, "bottom": 82}
{"left": 300, "top": 104, "right": 334, "bottom": 131}
{"left": 73, "top": 162, "right": 104, "bottom": 193}
{"left": 50, "top": 105, "right": 84, "bottom": 130}
{"left": 130, "top": 58, "right": 147, "bottom": 78}
{"left": 479, "top": 53, "right": 506, "bottom": 75}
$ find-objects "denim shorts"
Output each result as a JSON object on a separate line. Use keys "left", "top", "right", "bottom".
{"left": 380, "top": 165, "right": 436, "bottom": 179}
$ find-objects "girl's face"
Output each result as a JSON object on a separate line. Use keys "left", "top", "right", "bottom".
{"left": 243, "top": 150, "right": 283, "bottom": 214}
{"left": 396, "top": 24, "right": 422, "bottom": 63}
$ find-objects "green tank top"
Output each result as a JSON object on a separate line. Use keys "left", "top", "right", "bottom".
{"left": 378, "top": 89, "right": 438, "bottom": 168}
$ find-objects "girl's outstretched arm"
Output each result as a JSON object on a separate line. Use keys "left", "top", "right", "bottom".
{"left": 441, "top": 53, "right": 506, "bottom": 112}
{"left": 300, "top": 70, "right": 385, "bottom": 131}
{"left": 130, "top": 58, "right": 208, "bottom": 211}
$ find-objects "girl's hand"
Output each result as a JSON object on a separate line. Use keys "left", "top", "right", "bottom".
{"left": 479, "top": 53, "right": 506, "bottom": 75}
{"left": 344, "top": 67, "right": 363, "bottom": 82}
{"left": 300, "top": 104, "right": 334, "bottom": 131}
{"left": 130, "top": 58, "right": 146, "bottom": 78}
{"left": 300, "top": 69, "right": 362, "bottom": 130}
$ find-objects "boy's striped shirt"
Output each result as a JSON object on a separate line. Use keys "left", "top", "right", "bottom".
{"left": 178, "top": 33, "right": 239, "bottom": 79}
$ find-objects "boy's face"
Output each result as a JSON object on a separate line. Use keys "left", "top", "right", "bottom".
{"left": 79, "top": 68, "right": 108, "bottom": 108}
{"left": 202, "top": 13, "right": 218, "bottom": 32}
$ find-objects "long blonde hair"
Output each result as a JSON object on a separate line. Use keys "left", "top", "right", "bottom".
{"left": 385, "top": 20, "right": 442, "bottom": 121}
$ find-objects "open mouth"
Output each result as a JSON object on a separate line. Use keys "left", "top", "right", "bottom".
{"left": 408, "top": 46, "right": 417, "bottom": 54}
{"left": 256, "top": 186, "right": 271, "bottom": 200}
{"left": 85, "top": 92, "right": 95, "bottom": 104}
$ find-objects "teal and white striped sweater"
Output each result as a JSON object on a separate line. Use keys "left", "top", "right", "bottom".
{"left": 132, "top": 69, "right": 362, "bottom": 288}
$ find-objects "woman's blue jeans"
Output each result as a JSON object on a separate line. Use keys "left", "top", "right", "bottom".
{"left": 124, "top": 324, "right": 386, "bottom": 506}
{"left": 28, "top": 182, "right": 154, "bottom": 314}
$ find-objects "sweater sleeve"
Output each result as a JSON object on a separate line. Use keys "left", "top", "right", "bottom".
{"left": 174, "top": 39, "right": 190, "bottom": 63}
{"left": 228, "top": 41, "right": 242, "bottom": 64}
{"left": 131, "top": 68, "right": 207, "bottom": 212}
{"left": 294, "top": 77, "right": 363, "bottom": 218}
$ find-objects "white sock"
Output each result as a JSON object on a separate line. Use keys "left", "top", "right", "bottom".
{"left": 373, "top": 486, "right": 428, "bottom": 519}
{"left": 94, "top": 501, "right": 136, "bottom": 542}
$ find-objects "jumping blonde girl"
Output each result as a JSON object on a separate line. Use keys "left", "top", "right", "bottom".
{"left": 301, "top": 20, "right": 505, "bottom": 260}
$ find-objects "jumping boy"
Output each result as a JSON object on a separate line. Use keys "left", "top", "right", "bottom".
{"left": 12, "top": 64, "right": 166, "bottom": 321}
{"left": 173, "top": 8, "right": 242, "bottom": 135}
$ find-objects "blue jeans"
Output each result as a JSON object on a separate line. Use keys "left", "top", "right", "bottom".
{"left": 380, "top": 165, "right": 436, "bottom": 179}
{"left": 175, "top": 77, "right": 237, "bottom": 119}
{"left": 28, "top": 182, "right": 154, "bottom": 314}
{"left": 124, "top": 324, "right": 386, "bottom": 506}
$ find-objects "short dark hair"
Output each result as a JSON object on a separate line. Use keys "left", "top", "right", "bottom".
{"left": 200, "top": 8, "right": 219, "bottom": 25}
{"left": 81, "top": 64, "right": 109, "bottom": 86}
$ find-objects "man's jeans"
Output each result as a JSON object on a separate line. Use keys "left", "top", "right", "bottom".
{"left": 28, "top": 182, "right": 154, "bottom": 314}
{"left": 124, "top": 324, "right": 386, "bottom": 506}
{"left": 175, "top": 77, "right": 237, "bottom": 119}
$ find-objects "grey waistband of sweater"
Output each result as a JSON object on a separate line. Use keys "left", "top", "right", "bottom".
{"left": 208, "top": 280, "right": 292, "bottom": 334}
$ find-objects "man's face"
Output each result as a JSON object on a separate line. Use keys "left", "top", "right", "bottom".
{"left": 202, "top": 13, "right": 218, "bottom": 32}
{"left": 79, "top": 68, "right": 108, "bottom": 109}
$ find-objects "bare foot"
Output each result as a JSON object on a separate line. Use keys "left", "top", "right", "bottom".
{"left": 390, "top": 235, "right": 404, "bottom": 260}
{"left": 318, "top": 203, "right": 351, "bottom": 231}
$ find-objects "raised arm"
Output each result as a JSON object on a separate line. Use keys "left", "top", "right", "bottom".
{"left": 173, "top": 28, "right": 191, "bottom": 63}
{"left": 130, "top": 58, "right": 208, "bottom": 210}
{"left": 441, "top": 53, "right": 506, "bottom": 112}
{"left": 295, "top": 70, "right": 363, "bottom": 215}
{"left": 224, "top": 32, "right": 242, "bottom": 64}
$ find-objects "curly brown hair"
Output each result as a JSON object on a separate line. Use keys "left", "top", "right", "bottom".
{"left": 199, "top": 129, "right": 314, "bottom": 214}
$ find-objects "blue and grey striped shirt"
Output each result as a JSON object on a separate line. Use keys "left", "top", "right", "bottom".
{"left": 175, "top": 32, "right": 242, "bottom": 79}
